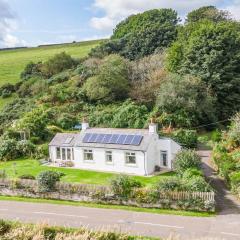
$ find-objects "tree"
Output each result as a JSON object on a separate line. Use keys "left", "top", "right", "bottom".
{"left": 186, "top": 6, "right": 231, "bottom": 24}
{"left": 83, "top": 55, "right": 130, "bottom": 102}
{"left": 90, "top": 9, "right": 179, "bottom": 60}
{"left": 156, "top": 74, "right": 216, "bottom": 128}
{"left": 167, "top": 21, "right": 240, "bottom": 119}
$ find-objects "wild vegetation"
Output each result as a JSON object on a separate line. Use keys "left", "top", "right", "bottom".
{"left": 0, "top": 6, "right": 239, "bottom": 197}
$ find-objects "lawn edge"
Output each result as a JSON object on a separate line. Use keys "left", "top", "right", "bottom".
{"left": 0, "top": 195, "right": 215, "bottom": 217}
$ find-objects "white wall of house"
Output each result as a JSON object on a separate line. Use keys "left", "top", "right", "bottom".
{"left": 74, "top": 147, "right": 147, "bottom": 175}
{"left": 49, "top": 137, "right": 181, "bottom": 176}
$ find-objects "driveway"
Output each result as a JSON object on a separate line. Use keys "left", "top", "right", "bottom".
{"left": 198, "top": 150, "right": 240, "bottom": 215}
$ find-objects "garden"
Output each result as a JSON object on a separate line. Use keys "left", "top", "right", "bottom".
{"left": 0, "top": 150, "right": 215, "bottom": 213}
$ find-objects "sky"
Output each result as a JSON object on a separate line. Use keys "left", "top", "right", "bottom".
{"left": 0, "top": 0, "right": 240, "bottom": 48}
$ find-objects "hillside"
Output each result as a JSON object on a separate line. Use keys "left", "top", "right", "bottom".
{"left": 0, "top": 39, "right": 102, "bottom": 86}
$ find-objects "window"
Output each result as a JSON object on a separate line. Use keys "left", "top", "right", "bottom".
{"left": 84, "top": 149, "right": 93, "bottom": 161}
{"left": 67, "top": 148, "right": 71, "bottom": 161}
{"left": 72, "top": 148, "right": 74, "bottom": 160}
{"left": 105, "top": 151, "right": 113, "bottom": 164}
{"left": 56, "top": 147, "right": 61, "bottom": 159}
{"left": 62, "top": 148, "right": 66, "bottom": 161}
{"left": 161, "top": 151, "right": 168, "bottom": 167}
{"left": 125, "top": 152, "right": 136, "bottom": 165}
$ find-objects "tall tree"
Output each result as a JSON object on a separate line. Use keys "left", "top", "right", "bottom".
{"left": 186, "top": 6, "right": 231, "bottom": 24}
{"left": 167, "top": 21, "right": 240, "bottom": 119}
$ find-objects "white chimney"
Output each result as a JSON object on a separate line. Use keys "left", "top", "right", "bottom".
{"left": 149, "top": 118, "right": 158, "bottom": 134}
{"left": 82, "top": 118, "right": 89, "bottom": 131}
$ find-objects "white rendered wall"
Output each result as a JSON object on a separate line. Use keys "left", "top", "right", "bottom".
{"left": 74, "top": 147, "right": 147, "bottom": 175}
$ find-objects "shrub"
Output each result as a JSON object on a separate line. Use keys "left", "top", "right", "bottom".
{"left": 230, "top": 172, "right": 240, "bottom": 192}
{"left": 156, "top": 177, "right": 183, "bottom": 192}
{"left": 0, "top": 138, "right": 19, "bottom": 161}
{"left": 37, "top": 171, "right": 65, "bottom": 192}
{"left": 182, "top": 168, "right": 203, "bottom": 179}
{"left": 110, "top": 175, "right": 142, "bottom": 201}
{"left": 56, "top": 113, "right": 78, "bottom": 130}
{"left": 174, "top": 150, "right": 201, "bottom": 175}
{"left": 171, "top": 129, "right": 197, "bottom": 148}
{"left": 184, "top": 176, "right": 212, "bottom": 192}
{"left": 19, "top": 174, "right": 36, "bottom": 180}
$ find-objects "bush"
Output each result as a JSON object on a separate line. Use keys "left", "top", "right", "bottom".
{"left": 171, "top": 129, "right": 198, "bottom": 148}
{"left": 110, "top": 175, "right": 142, "bottom": 201}
{"left": 182, "top": 168, "right": 203, "bottom": 179}
{"left": 230, "top": 172, "right": 240, "bottom": 192}
{"left": 156, "top": 177, "right": 183, "bottom": 192}
{"left": 185, "top": 176, "right": 212, "bottom": 192}
{"left": 19, "top": 174, "right": 36, "bottom": 180}
{"left": 174, "top": 150, "right": 201, "bottom": 175}
{"left": 37, "top": 171, "right": 65, "bottom": 192}
{"left": 0, "top": 138, "right": 19, "bottom": 161}
{"left": 56, "top": 113, "right": 78, "bottom": 130}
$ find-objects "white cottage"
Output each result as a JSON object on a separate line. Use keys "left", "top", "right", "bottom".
{"left": 49, "top": 121, "right": 181, "bottom": 176}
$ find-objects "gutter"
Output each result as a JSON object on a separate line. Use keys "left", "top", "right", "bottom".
{"left": 141, "top": 150, "right": 147, "bottom": 176}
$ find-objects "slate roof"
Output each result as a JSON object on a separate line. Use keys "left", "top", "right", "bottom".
{"left": 49, "top": 133, "right": 78, "bottom": 147}
{"left": 75, "top": 128, "right": 154, "bottom": 151}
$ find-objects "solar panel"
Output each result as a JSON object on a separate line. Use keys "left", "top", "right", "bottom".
{"left": 116, "top": 134, "right": 127, "bottom": 144}
{"left": 109, "top": 134, "right": 119, "bottom": 144}
{"left": 82, "top": 133, "right": 91, "bottom": 143}
{"left": 83, "top": 133, "right": 143, "bottom": 146}
{"left": 102, "top": 134, "right": 112, "bottom": 143}
{"left": 132, "top": 135, "right": 143, "bottom": 145}
{"left": 88, "top": 133, "right": 98, "bottom": 142}
{"left": 124, "top": 135, "right": 134, "bottom": 145}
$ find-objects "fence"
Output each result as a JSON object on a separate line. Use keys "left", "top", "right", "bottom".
{"left": 0, "top": 178, "right": 214, "bottom": 201}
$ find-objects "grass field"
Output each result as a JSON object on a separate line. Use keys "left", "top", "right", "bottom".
{"left": 0, "top": 158, "right": 175, "bottom": 186}
{"left": 0, "top": 39, "right": 102, "bottom": 87}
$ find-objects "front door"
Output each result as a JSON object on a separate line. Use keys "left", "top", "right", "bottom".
{"left": 160, "top": 151, "right": 168, "bottom": 167}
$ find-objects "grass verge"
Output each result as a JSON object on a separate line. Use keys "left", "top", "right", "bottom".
{"left": 0, "top": 195, "right": 215, "bottom": 217}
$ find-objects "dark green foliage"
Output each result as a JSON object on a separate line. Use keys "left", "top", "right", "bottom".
{"left": 37, "top": 171, "right": 65, "bottom": 192}
{"left": 111, "top": 100, "right": 149, "bottom": 128}
{"left": 171, "top": 129, "right": 198, "bottom": 148}
{"left": 186, "top": 6, "right": 231, "bottom": 24}
{"left": 89, "top": 39, "right": 126, "bottom": 59}
{"left": 20, "top": 61, "right": 42, "bottom": 80}
{"left": 0, "top": 139, "right": 36, "bottom": 161}
{"left": 41, "top": 52, "right": 77, "bottom": 78}
{"left": 156, "top": 74, "right": 216, "bottom": 128}
{"left": 174, "top": 150, "right": 201, "bottom": 176}
{"left": 17, "top": 107, "right": 51, "bottom": 140}
{"left": 0, "top": 83, "right": 15, "bottom": 97}
{"left": 111, "top": 9, "right": 179, "bottom": 60}
{"left": 110, "top": 175, "right": 142, "bottom": 200}
{"left": 182, "top": 168, "right": 203, "bottom": 179}
{"left": 83, "top": 55, "right": 130, "bottom": 102}
{"left": 19, "top": 174, "right": 36, "bottom": 180}
{"left": 48, "top": 71, "right": 70, "bottom": 84}
{"left": 167, "top": 21, "right": 240, "bottom": 119}
{"left": 56, "top": 113, "right": 78, "bottom": 130}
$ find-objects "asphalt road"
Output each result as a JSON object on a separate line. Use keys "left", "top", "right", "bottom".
{"left": 0, "top": 200, "right": 240, "bottom": 239}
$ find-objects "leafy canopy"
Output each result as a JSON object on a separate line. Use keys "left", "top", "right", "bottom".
{"left": 167, "top": 20, "right": 240, "bottom": 119}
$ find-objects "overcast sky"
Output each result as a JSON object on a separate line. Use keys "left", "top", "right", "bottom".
{"left": 1, "top": 0, "right": 240, "bottom": 48}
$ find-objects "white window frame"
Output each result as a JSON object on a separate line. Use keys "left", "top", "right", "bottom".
{"left": 83, "top": 149, "right": 94, "bottom": 162}
{"left": 62, "top": 148, "right": 66, "bottom": 161}
{"left": 160, "top": 151, "right": 168, "bottom": 167}
{"left": 125, "top": 152, "right": 137, "bottom": 166}
{"left": 56, "top": 147, "right": 61, "bottom": 160}
{"left": 105, "top": 151, "right": 113, "bottom": 165}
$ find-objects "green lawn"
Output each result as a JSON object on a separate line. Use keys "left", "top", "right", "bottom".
{"left": 0, "top": 39, "right": 102, "bottom": 87}
{"left": 0, "top": 158, "right": 175, "bottom": 186}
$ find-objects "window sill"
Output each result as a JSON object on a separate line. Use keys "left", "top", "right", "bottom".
{"left": 83, "top": 160, "right": 95, "bottom": 164}
{"left": 105, "top": 162, "right": 114, "bottom": 165}
{"left": 125, "top": 163, "right": 138, "bottom": 168}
